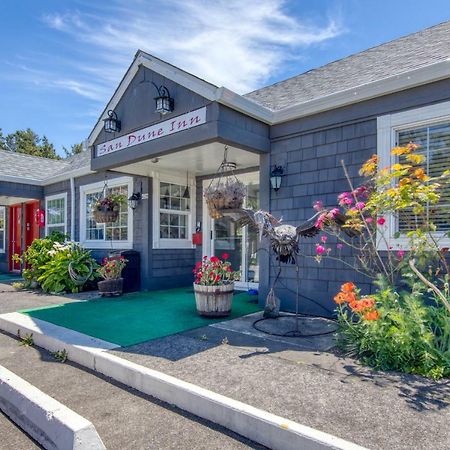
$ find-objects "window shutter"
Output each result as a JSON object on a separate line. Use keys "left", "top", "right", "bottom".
{"left": 397, "top": 122, "right": 450, "bottom": 232}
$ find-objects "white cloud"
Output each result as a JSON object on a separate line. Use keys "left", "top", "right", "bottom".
{"left": 39, "top": 0, "right": 343, "bottom": 97}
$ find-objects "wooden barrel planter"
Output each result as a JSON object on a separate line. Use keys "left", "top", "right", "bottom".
{"left": 98, "top": 278, "right": 124, "bottom": 297}
{"left": 193, "top": 283, "right": 234, "bottom": 317}
{"left": 93, "top": 208, "right": 119, "bottom": 224}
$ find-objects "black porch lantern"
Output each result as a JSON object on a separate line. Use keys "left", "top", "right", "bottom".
{"left": 103, "top": 110, "right": 121, "bottom": 133}
{"left": 152, "top": 82, "right": 174, "bottom": 115}
{"left": 270, "top": 165, "right": 284, "bottom": 192}
{"left": 128, "top": 192, "right": 142, "bottom": 210}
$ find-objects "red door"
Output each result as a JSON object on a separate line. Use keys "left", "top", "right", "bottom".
{"left": 25, "top": 201, "right": 40, "bottom": 248}
{"left": 8, "top": 201, "right": 40, "bottom": 272}
{"left": 9, "top": 205, "right": 22, "bottom": 272}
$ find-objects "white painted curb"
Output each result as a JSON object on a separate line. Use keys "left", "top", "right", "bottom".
{"left": 0, "top": 312, "right": 367, "bottom": 450}
{"left": 0, "top": 365, "right": 105, "bottom": 450}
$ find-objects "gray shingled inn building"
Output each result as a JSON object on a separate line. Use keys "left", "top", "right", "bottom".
{"left": 1, "top": 21, "right": 450, "bottom": 315}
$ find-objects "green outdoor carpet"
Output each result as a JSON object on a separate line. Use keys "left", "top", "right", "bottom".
{"left": 20, "top": 287, "right": 260, "bottom": 347}
{"left": 0, "top": 273, "right": 22, "bottom": 282}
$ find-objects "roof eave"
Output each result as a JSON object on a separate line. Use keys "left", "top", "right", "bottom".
{"left": 273, "top": 59, "right": 450, "bottom": 124}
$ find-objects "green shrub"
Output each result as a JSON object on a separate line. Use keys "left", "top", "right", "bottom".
{"left": 336, "top": 277, "right": 450, "bottom": 379}
{"left": 37, "top": 242, "right": 98, "bottom": 294}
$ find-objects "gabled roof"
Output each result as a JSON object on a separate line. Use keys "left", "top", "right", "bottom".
{"left": 0, "top": 150, "right": 91, "bottom": 185}
{"left": 245, "top": 20, "right": 450, "bottom": 111}
{"left": 87, "top": 20, "right": 450, "bottom": 145}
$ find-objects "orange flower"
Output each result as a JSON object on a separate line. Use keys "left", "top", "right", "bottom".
{"left": 413, "top": 168, "right": 429, "bottom": 181}
{"left": 399, "top": 177, "right": 411, "bottom": 187}
{"left": 341, "top": 282, "right": 355, "bottom": 293}
{"left": 361, "top": 297, "right": 375, "bottom": 309}
{"left": 349, "top": 300, "right": 365, "bottom": 312}
{"left": 363, "top": 310, "right": 380, "bottom": 321}
{"left": 345, "top": 292, "right": 357, "bottom": 303}
{"left": 334, "top": 292, "right": 347, "bottom": 305}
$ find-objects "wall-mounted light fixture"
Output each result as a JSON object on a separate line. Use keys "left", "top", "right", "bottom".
{"left": 103, "top": 110, "right": 121, "bottom": 133}
{"left": 152, "top": 82, "right": 174, "bottom": 115}
{"left": 270, "top": 165, "right": 284, "bottom": 192}
{"left": 128, "top": 182, "right": 143, "bottom": 210}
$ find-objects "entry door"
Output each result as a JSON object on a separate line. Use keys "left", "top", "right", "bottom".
{"left": 205, "top": 172, "right": 260, "bottom": 289}
{"left": 25, "top": 201, "right": 40, "bottom": 248}
{"left": 9, "top": 205, "right": 22, "bottom": 271}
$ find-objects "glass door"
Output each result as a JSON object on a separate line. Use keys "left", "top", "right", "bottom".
{"left": 207, "top": 172, "right": 259, "bottom": 289}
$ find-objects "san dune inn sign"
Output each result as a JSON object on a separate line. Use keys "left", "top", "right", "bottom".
{"left": 96, "top": 106, "right": 207, "bottom": 157}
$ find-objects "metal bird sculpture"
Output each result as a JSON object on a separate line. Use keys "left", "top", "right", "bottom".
{"left": 223, "top": 208, "right": 356, "bottom": 264}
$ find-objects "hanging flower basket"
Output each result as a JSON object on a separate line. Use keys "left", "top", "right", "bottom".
{"left": 91, "top": 192, "right": 126, "bottom": 224}
{"left": 204, "top": 146, "right": 246, "bottom": 219}
{"left": 93, "top": 208, "right": 119, "bottom": 224}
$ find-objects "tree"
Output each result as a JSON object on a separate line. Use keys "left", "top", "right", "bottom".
{"left": 0, "top": 128, "right": 60, "bottom": 159}
{"left": 63, "top": 142, "right": 84, "bottom": 158}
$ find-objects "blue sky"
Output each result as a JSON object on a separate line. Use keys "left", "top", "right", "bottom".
{"left": 1, "top": 0, "right": 450, "bottom": 155}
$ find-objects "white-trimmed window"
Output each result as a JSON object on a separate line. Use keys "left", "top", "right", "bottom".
{"left": 45, "top": 193, "right": 67, "bottom": 236}
{"left": 377, "top": 101, "right": 450, "bottom": 249}
{"left": 152, "top": 173, "right": 195, "bottom": 249}
{"left": 0, "top": 206, "right": 5, "bottom": 253}
{"left": 80, "top": 176, "right": 133, "bottom": 249}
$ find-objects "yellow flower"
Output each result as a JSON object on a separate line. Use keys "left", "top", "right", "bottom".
{"left": 360, "top": 155, "right": 378, "bottom": 176}
{"left": 391, "top": 146, "right": 411, "bottom": 156}
{"left": 391, "top": 163, "right": 404, "bottom": 171}
{"left": 406, "top": 153, "right": 425, "bottom": 165}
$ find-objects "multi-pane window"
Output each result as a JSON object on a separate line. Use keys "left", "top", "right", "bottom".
{"left": 159, "top": 182, "right": 190, "bottom": 240}
{"left": 46, "top": 195, "right": 66, "bottom": 236}
{"left": 85, "top": 184, "right": 129, "bottom": 242}
{"left": 397, "top": 122, "right": 450, "bottom": 233}
{"left": 0, "top": 207, "right": 5, "bottom": 253}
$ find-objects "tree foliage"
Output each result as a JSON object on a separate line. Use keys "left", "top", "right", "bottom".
{"left": 0, "top": 127, "right": 60, "bottom": 159}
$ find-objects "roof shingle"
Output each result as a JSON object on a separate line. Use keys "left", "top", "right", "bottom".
{"left": 244, "top": 21, "right": 450, "bottom": 111}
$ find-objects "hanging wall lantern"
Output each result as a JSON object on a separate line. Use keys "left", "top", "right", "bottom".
{"left": 152, "top": 82, "right": 174, "bottom": 115}
{"left": 270, "top": 165, "right": 284, "bottom": 192}
{"left": 103, "top": 110, "right": 121, "bottom": 133}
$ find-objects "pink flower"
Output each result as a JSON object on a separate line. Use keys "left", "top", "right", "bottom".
{"left": 316, "top": 245, "right": 326, "bottom": 255}
{"left": 377, "top": 217, "right": 386, "bottom": 225}
{"left": 314, "top": 213, "right": 327, "bottom": 230}
{"left": 397, "top": 250, "right": 405, "bottom": 259}
{"left": 328, "top": 208, "right": 340, "bottom": 219}
{"left": 342, "top": 197, "right": 353, "bottom": 206}
{"left": 313, "top": 200, "right": 324, "bottom": 211}
{"left": 355, "top": 202, "right": 366, "bottom": 210}
{"left": 337, "top": 243, "right": 343, "bottom": 249}
{"left": 321, "top": 235, "right": 328, "bottom": 243}
{"left": 365, "top": 217, "right": 373, "bottom": 224}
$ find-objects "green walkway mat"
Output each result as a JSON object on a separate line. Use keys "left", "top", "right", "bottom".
{"left": 20, "top": 287, "right": 260, "bottom": 347}
{"left": 0, "top": 273, "right": 22, "bottom": 282}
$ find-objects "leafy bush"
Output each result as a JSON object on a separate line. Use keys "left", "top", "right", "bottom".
{"left": 17, "top": 231, "right": 67, "bottom": 286}
{"left": 17, "top": 233, "right": 98, "bottom": 294}
{"left": 37, "top": 242, "right": 98, "bottom": 294}
{"left": 336, "top": 278, "right": 450, "bottom": 379}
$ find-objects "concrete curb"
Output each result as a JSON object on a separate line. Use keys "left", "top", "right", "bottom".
{"left": 0, "top": 312, "right": 367, "bottom": 450}
{"left": 0, "top": 365, "right": 106, "bottom": 450}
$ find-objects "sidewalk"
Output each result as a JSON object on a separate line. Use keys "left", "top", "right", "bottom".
{"left": 0, "top": 331, "right": 263, "bottom": 449}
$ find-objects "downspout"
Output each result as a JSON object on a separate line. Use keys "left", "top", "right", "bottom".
{"left": 70, "top": 177, "right": 75, "bottom": 240}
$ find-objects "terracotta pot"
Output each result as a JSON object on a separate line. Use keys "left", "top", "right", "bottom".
{"left": 98, "top": 278, "right": 124, "bottom": 297}
{"left": 93, "top": 208, "right": 119, "bottom": 224}
{"left": 193, "top": 283, "right": 234, "bottom": 317}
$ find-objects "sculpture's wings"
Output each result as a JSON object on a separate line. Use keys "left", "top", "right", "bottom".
{"left": 296, "top": 210, "right": 360, "bottom": 238}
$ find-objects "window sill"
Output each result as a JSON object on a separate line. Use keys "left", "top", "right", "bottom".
{"left": 81, "top": 241, "right": 134, "bottom": 250}
{"left": 153, "top": 239, "right": 195, "bottom": 250}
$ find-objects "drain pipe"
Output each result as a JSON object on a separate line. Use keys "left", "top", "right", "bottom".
{"left": 70, "top": 177, "right": 76, "bottom": 240}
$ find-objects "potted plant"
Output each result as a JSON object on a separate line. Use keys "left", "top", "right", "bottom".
{"left": 92, "top": 193, "right": 126, "bottom": 223}
{"left": 193, "top": 254, "right": 240, "bottom": 317}
{"left": 204, "top": 179, "right": 246, "bottom": 219}
{"left": 97, "top": 255, "right": 127, "bottom": 296}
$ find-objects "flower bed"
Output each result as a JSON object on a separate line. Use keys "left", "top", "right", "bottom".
{"left": 309, "top": 143, "right": 450, "bottom": 379}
